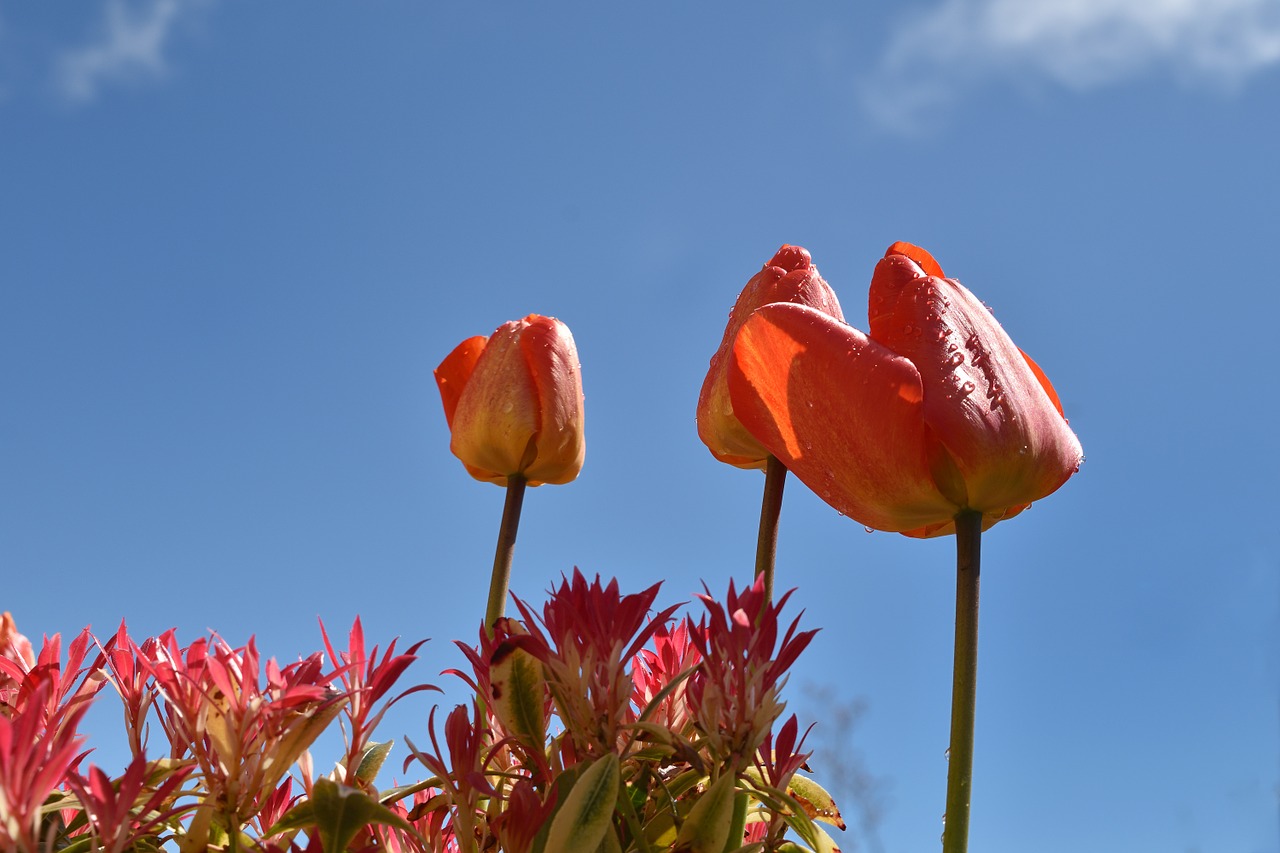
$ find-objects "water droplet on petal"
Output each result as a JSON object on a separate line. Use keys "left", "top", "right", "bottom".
{"left": 863, "top": 526, "right": 875, "bottom": 534}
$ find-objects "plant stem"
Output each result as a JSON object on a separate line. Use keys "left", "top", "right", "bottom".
{"left": 943, "top": 509, "right": 983, "bottom": 853}
{"left": 754, "top": 455, "right": 787, "bottom": 602}
{"left": 484, "top": 473, "right": 527, "bottom": 635}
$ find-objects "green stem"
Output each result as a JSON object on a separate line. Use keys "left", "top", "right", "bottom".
{"left": 484, "top": 474, "right": 527, "bottom": 635}
{"left": 943, "top": 510, "right": 983, "bottom": 853}
{"left": 754, "top": 455, "right": 787, "bottom": 603}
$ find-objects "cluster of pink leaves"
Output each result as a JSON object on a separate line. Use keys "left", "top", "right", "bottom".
{"left": 418, "top": 570, "right": 833, "bottom": 853}
{"left": 0, "top": 613, "right": 432, "bottom": 852}
{"left": 0, "top": 571, "right": 836, "bottom": 853}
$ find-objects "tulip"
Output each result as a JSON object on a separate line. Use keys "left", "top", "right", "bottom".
{"left": 697, "top": 245, "right": 844, "bottom": 470}
{"left": 435, "top": 314, "right": 585, "bottom": 630}
{"left": 435, "top": 314, "right": 585, "bottom": 487}
{"left": 696, "top": 246, "right": 845, "bottom": 602}
{"left": 727, "top": 241, "right": 1082, "bottom": 537}
{"left": 728, "top": 242, "right": 1083, "bottom": 853}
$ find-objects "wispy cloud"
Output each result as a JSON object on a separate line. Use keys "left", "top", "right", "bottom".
{"left": 55, "top": 0, "right": 190, "bottom": 102}
{"left": 860, "top": 0, "right": 1280, "bottom": 133}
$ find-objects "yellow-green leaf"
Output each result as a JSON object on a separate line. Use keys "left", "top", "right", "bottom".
{"left": 674, "top": 773, "right": 738, "bottom": 853}
{"left": 490, "top": 638, "right": 546, "bottom": 747}
{"left": 270, "top": 779, "right": 420, "bottom": 852}
{"left": 544, "top": 753, "right": 620, "bottom": 853}
{"left": 355, "top": 740, "right": 394, "bottom": 784}
{"left": 786, "top": 773, "right": 845, "bottom": 830}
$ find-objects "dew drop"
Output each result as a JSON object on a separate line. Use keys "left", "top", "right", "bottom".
{"left": 959, "top": 381, "right": 976, "bottom": 396}
{"left": 863, "top": 526, "right": 875, "bottom": 534}
{"left": 502, "top": 402, "right": 514, "bottom": 413}
{"left": 944, "top": 747, "right": 951, "bottom": 761}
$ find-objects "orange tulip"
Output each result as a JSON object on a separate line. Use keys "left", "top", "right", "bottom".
{"left": 435, "top": 314, "right": 585, "bottom": 487}
{"left": 727, "top": 242, "right": 1082, "bottom": 537}
{"left": 697, "top": 245, "right": 845, "bottom": 469}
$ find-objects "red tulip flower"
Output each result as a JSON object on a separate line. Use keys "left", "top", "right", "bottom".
{"left": 698, "top": 245, "right": 845, "bottom": 470}
{"left": 728, "top": 242, "right": 1082, "bottom": 537}
{"left": 436, "top": 314, "right": 585, "bottom": 487}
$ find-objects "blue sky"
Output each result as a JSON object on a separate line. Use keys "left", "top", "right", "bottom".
{"left": 2, "top": 2, "right": 1278, "bottom": 851}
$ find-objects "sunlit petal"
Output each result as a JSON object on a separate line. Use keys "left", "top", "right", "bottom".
{"left": 728, "top": 302, "right": 957, "bottom": 532}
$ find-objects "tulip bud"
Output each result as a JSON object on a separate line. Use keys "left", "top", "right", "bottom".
{"left": 435, "top": 315, "right": 585, "bottom": 487}
{"left": 698, "top": 246, "right": 845, "bottom": 470}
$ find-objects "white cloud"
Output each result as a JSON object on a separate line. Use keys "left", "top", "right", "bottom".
{"left": 55, "top": 0, "right": 188, "bottom": 102}
{"left": 861, "top": 0, "right": 1280, "bottom": 133}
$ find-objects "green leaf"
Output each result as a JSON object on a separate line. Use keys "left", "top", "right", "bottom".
{"left": 741, "top": 773, "right": 843, "bottom": 852}
{"left": 268, "top": 779, "right": 421, "bottom": 852}
{"left": 355, "top": 740, "right": 395, "bottom": 784}
{"left": 786, "top": 773, "right": 845, "bottom": 830}
{"left": 54, "top": 839, "right": 94, "bottom": 853}
{"left": 378, "top": 776, "right": 443, "bottom": 805}
{"left": 596, "top": 825, "right": 624, "bottom": 853}
{"left": 780, "top": 804, "right": 841, "bottom": 853}
{"left": 543, "top": 753, "right": 620, "bottom": 853}
{"left": 673, "top": 772, "right": 738, "bottom": 853}
{"left": 489, "top": 639, "right": 547, "bottom": 747}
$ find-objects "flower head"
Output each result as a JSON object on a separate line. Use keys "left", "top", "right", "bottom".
{"left": 728, "top": 242, "right": 1083, "bottom": 536}
{"left": 631, "top": 620, "right": 701, "bottom": 735}
{"left": 0, "top": 627, "right": 105, "bottom": 852}
{"left": 698, "top": 246, "right": 844, "bottom": 469}
{"left": 513, "top": 570, "right": 679, "bottom": 758}
{"left": 435, "top": 314, "right": 585, "bottom": 486}
{"left": 138, "top": 631, "right": 348, "bottom": 827}
{"left": 686, "top": 577, "right": 816, "bottom": 768}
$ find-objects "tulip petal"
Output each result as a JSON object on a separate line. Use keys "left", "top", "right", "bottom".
{"left": 698, "top": 246, "right": 845, "bottom": 470}
{"left": 885, "top": 241, "right": 945, "bottom": 278}
{"left": 1019, "top": 347, "right": 1065, "bottom": 417}
{"left": 728, "top": 303, "right": 957, "bottom": 532}
{"left": 448, "top": 322, "right": 540, "bottom": 485}
{"left": 434, "top": 336, "right": 488, "bottom": 430}
{"left": 869, "top": 253, "right": 1083, "bottom": 515}
{"left": 519, "top": 315, "right": 585, "bottom": 486}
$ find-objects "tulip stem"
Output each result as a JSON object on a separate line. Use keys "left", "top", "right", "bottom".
{"left": 943, "top": 509, "right": 983, "bottom": 853}
{"left": 754, "top": 455, "right": 787, "bottom": 602}
{"left": 485, "top": 474, "right": 527, "bottom": 635}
